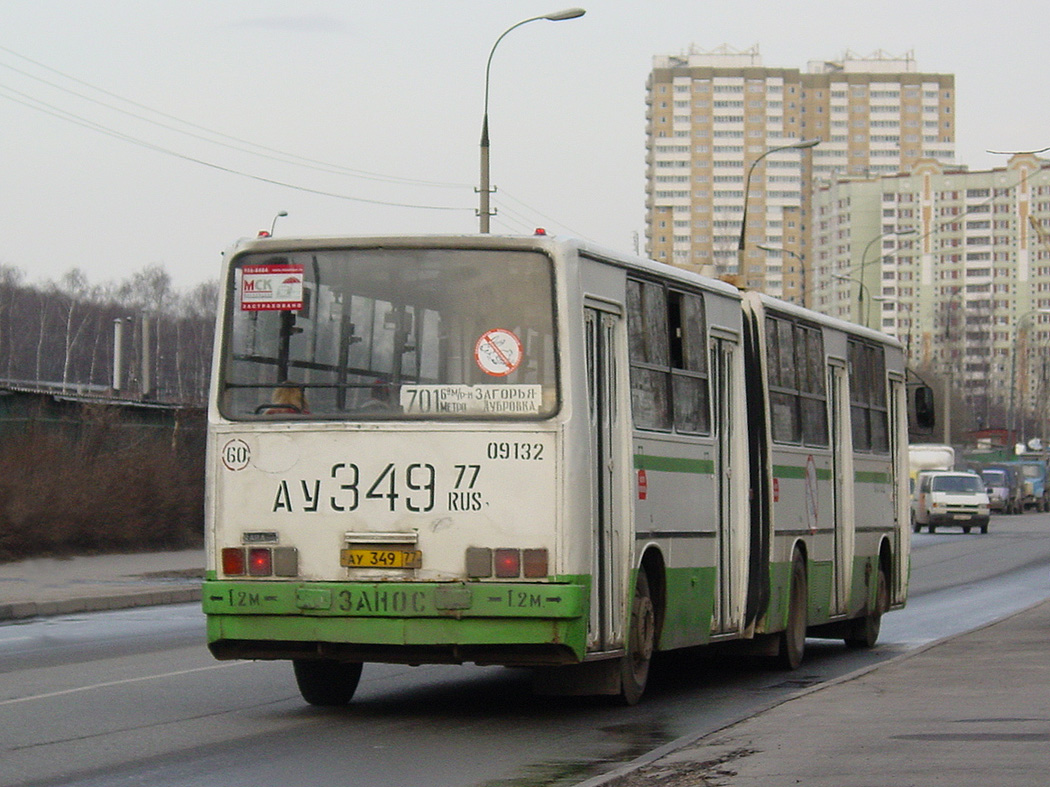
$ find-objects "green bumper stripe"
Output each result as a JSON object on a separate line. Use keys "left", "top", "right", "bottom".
{"left": 634, "top": 454, "right": 715, "bottom": 474}
{"left": 202, "top": 580, "right": 586, "bottom": 619}
{"left": 206, "top": 614, "right": 587, "bottom": 658}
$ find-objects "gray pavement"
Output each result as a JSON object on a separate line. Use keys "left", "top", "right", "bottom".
{"left": 2, "top": 551, "right": 1048, "bottom": 785}
{"left": 587, "top": 599, "right": 1050, "bottom": 786}
{"left": 0, "top": 549, "right": 203, "bottom": 620}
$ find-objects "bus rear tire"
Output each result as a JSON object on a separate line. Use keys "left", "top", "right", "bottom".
{"left": 619, "top": 569, "right": 655, "bottom": 706}
{"left": 776, "top": 552, "right": 807, "bottom": 670}
{"left": 293, "top": 659, "right": 363, "bottom": 706}
{"left": 845, "top": 565, "right": 887, "bottom": 649}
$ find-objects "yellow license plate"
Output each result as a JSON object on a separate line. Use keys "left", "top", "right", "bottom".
{"left": 341, "top": 547, "right": 422, "bottom": 569}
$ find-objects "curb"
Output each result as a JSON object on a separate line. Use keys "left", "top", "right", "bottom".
{"left": 0, "top": 587, "right": 202, "bottom": 621}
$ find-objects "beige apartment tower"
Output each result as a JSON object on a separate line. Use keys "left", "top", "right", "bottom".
{"left": 645, "top": 46, "right": 955, "bottom": 304}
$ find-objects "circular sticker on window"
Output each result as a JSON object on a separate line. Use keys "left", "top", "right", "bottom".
{"left": 474, "top": 329, "right": 523, "bottom": 377}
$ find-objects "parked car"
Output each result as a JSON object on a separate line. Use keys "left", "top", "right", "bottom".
{"left": 981, "top": 465, "right": 1024, "bottom": 515}
{"left": 912, "top": 471, "right": 991, "bottom": 534}
{"left": 978, "top": 468, "right": 1020, "bottom": 518}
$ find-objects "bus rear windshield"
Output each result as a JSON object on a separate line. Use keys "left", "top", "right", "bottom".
{"left": 220, "top": 247, "right": 558, "bottom": 420}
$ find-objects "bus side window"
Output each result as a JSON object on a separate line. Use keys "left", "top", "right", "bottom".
{"left": 669, "top": 290, "right": 710, "bottom": 435}
{"left": 627, "top": 279, "right": 672, "bottom": 431}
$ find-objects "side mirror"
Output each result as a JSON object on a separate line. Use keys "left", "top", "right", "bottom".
{"left": 914, "top": 385, "right": 936, "bottom": 431}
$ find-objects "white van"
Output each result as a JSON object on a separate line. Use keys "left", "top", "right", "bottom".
{"left": 912, "top": 471, "right": 991, "bottom": 534}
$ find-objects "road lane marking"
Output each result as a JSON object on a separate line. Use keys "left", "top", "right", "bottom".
{"left": 0, "top": 661, "right": 251, "bottom": 706}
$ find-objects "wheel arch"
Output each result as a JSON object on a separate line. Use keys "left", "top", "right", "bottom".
{"left": 638, "top": 546, "right": 667, "bottom": 648}
{"left": 878, "top": 535, "right": 894, "bottom": 597}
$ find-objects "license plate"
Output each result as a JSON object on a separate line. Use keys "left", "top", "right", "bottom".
{"left": 952, "top": 514, "right": 972, "bottom": 520}
{"left": 341, "top": 547, "right": 422, "bottom": 569}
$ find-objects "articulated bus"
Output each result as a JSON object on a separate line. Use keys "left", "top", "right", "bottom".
{"left": 203, "top": 233, "right": 931, "bottom": 705}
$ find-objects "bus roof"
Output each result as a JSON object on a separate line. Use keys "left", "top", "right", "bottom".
{"left": 223, "top": 232, "right": 744, "bottom": 301}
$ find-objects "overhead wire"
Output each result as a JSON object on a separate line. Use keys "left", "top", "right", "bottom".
{"left": 0, "top": 43, "right": 471, "bottom": 190}
{"left": 494, "top": 189, "right": 596, "bottom": 240}
{"left": 0, "top": 83, "right": 470, "bottom": 211}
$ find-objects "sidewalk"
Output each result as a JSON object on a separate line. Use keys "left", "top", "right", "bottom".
{"left": 0, "top": 550, "right": 204, "bottom": 620}
{"left": 587, "top": 598, "right": 1050, "bottom": 787}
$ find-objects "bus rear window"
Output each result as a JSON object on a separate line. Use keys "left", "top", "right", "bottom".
{"left": 220, "top": 248, "right": 558, "bottom": 420}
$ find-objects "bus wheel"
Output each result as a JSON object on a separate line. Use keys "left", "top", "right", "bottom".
{"left": 620, "top": 570, "right": 655, "bottom": 706}
{"left": 777, "top": 552, "right": 808, "bottom": 670}
{"left": 845, "top": 564, "right": 887, "bottom": 649}
{"left": 293, "top": 659, "right": 363, "bottom": 706}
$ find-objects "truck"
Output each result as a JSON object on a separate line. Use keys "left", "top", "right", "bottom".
{"left": 908, "top": 444, "right": 955, "bottom": 486}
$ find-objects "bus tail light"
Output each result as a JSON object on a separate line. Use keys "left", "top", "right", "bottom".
{"left": 222, "top": 547, "right": 246, "bottom": 575}
{"left": 272, "top": 547, "right": 299, "bottom": 576}
{"left": 223, "top": 546, "right": 298, "bottom": 577}
{"left": 522, "top": 549, "right": 548, "bottom": 578}
{"left": 466, "top": 547, "right": 549, "bottom": 579}
{"left": 248, "top": 548, "right": 272, "bottom": 576}
{"left": 494, "top": 549, "right": 520, "bottom": 578}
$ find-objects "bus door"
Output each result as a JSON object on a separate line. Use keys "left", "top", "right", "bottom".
{"left": 584, "top": 305, "right": 625, "bottom": 651}
{"left": 711, "top": 335, "right": 739, "bottom": 633}
{"left": 888, "top": 374, "right": 909, "bottom": 604}
{"left": 828, "top": 360, "right": 854, "bottom": 614}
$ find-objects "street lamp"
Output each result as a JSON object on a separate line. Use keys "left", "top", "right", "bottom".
{"left": 1009, "top": 308, "right": 1050, "bottom": 442}
{"left": 757, "top": 244, "right": 806, "bottom": 305}
{"left": 478, "top": 8, "right": 585, "bottom": 233}
{"left": 848, "top": 227, "right": 917, "bottom": 327}
{"left": 736, "top": 138, "right": 820, "bottom": 270}
{"left": 832, "top": 273, "right": 869, "bottom": 323}
{"left": 270, "top": 211, "right": 288, "bottom": 236}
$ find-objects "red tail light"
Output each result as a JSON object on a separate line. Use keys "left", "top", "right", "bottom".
{"left": 222, "top": 547, "right": 246, "bottom": 576}
{"left": 494, "top": 549, "right": 520, "bottom": 578}
{"left": 248, "top": 547, "right": 273, "bottom": 576}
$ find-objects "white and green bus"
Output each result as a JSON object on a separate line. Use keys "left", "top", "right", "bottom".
{"left": 203, "top": 233, "right": 932, "bottom": 705}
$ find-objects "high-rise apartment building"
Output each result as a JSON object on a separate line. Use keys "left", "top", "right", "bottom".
{"left": 810, "top": 154, "right": 1050, "bottom": 432}
{"left": 644, "top": 46, "right": 955, "bottom": 304}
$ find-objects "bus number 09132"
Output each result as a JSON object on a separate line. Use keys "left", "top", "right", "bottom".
{"left": 487, "top": 442, "right": 544, "bottom": 461}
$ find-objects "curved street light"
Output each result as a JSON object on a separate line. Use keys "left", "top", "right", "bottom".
{"left": 270, "top": 210, "right": 288, "bottom": 236}
{"left": 757, "top": 244, "right": 806, "bottom": 305}
{"left": 851, "top": 227, "right": 917, "bottom": 327}
{"left": 832, "top": 273, "right": 869, "bottom": 322}
{"left": 478, "top": 8, "right": 586, "bottom": 233}
{"left": 736, "top": 138, "right": 820, "bottom": 269}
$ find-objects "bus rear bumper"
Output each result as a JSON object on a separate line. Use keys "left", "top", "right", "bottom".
{"left": 203, "top": 579, "right": 589, "bottom": 666}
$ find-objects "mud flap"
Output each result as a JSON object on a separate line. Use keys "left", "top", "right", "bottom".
{"left": 531, "top": 658, "right": 622, "bottom": 696}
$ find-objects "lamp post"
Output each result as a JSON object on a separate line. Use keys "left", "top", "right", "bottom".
{"left": 1009, "top": 308, "right": 1050, "bottom": 443}
{"left": 736, "top": 139, "right": 819, "bottom": 271}
{"left": 270, "top": 211, "right": 288, "bottom": 236}
{"left": 757, "top": 244, "right": 805, "bottom": 305}
{"left": 478, "top": 8, "right": 585, "bottom": 233}
{"left": 833, "top": 273, "right": 869, "bottom": 323}
{"left": 852, "top": 227, "right": 917, "bottom": 327}
{"left": 940, "top": 287, "right": 966, "bottom": 446}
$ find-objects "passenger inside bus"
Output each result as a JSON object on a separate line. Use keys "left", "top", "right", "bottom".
{"left": 359, "top": 379, "right": 399, "bottom": 412}
{"left": 259, "top": 383, "right": 309, "bottom": 414}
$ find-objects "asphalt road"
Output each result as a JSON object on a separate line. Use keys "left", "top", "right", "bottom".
{"left": 2, "top": 512, "right": 1049, "bottom": 787}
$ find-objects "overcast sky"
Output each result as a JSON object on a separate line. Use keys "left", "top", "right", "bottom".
{"left": 2, "top": 0, "right": 1049, "bottom": 290}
